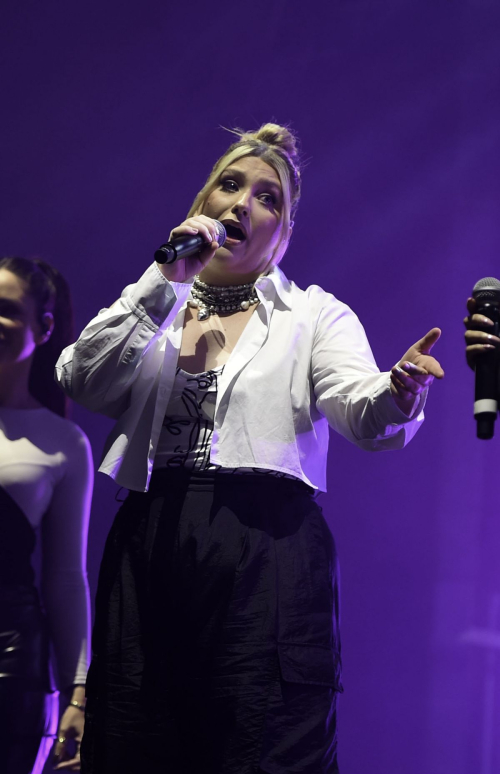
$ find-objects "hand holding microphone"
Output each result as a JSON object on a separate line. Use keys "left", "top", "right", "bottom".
{"left": 464, "top": 277, "right": 500, "bottom": 439}
{"left": 155, "top": 216, "right": 226, "bottom": 284}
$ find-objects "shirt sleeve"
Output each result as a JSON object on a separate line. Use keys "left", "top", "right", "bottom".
{"left": 40, "top": 425, "right": 94, "bottom": 691}
{"left": 55, "top": 263, "right": 192, "bottom": 418}
{"left": 311, "top": 289, "right": 426, "bottom": 450}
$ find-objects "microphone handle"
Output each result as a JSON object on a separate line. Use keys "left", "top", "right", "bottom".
{"left": 474, "top": 303, "right": 500, "bottom": 439}
{"left": 154, "top": 234, "right": 204, "bottom": 265}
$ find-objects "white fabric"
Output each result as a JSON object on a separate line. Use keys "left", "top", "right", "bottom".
{"left": 155, "top": 366, "right": 298, "bottom": 479}
{"left": 56, "top": 262, "right": 426, "bottom": 493}
{"left": 0, "top": 407, "right": 93, "bottom": 689}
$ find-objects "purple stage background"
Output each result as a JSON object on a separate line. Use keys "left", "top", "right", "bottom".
{"left": 2, "top": 1, "right": 500, "bottom": 772}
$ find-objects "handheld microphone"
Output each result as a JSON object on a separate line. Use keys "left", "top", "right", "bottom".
{"left": 154, "top": 221, "right": 226, "bottom": 264}
{"left": 472, "top": 277, "right": 500, "bottom": 439}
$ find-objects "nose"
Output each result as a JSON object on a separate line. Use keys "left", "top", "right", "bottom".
{"left": 232, "top": 190, "right": 251, "bottom": 218}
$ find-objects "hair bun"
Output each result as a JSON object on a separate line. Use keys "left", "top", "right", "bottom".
{"left": 231, "top": 123, "right": 299, "bottom": 167}
{"left": 252, "top": 123, "right": 299, "bottom": 164}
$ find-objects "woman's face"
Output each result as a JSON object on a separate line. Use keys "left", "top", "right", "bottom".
{"left": 201, "top": 155, "right": 285, "bottom": 278}
{"left": 0, "top": 269, "right": 48, "bottom": 366}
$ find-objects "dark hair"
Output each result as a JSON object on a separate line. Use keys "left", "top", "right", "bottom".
{"left": 0, "top": 256, "right": 74, "bottom": 417}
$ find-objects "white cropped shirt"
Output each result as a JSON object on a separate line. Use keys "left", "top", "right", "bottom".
{"left": 56, "top": 262, "right": 426, "bottom": 493}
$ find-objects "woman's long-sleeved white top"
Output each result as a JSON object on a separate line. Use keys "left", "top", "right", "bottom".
{"left": 0, "top": 407, "right": 92, "bottom": 690}
{"left": 55, "top": 262, "right": 426, "bottom": 493}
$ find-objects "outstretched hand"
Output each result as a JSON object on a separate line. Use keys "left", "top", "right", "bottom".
{"left": 390, "top": 328, "right": 444, "bottom": 415}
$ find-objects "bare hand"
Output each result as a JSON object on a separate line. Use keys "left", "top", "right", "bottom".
{"left": 464, "top": 297, "right": 500, "bottom": 370}
{"left": 390, "top": 328, "right": 444, "bottom": 415}
{"left": 157, "top": 215, "right": 221, "bottom": 283}
{"left": 53, "top": 705, "right": 84, "bottom": 771}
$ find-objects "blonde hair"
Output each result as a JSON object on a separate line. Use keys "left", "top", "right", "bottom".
{"left": 187, "top": 123, "right": 301, "bottom": 267}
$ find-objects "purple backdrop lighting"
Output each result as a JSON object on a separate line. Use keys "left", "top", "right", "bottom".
{"left": 2, "top": 1, "right": 500, "bottom": 772}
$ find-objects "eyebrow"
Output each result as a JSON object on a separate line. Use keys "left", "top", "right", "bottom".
{"left": 223, "top": 167, "right": 282, "bottom": 196}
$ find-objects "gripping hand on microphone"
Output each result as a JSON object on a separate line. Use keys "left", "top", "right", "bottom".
{"left": 390, "top": 328, "right": 444, "bottom": 416}
{"left": 158, "top": 215, "right": 221, "bottom": 284}
{"left": 464, "top": 297, "right": 500, "bottom": 370}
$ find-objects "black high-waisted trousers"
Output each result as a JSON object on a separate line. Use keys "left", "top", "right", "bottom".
{"left": 81, "top": 470, "right": 342, "bottom": 774}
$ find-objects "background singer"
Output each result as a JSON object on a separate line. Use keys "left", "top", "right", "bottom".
{"left": 0, "top": 257, "right": 92, "bottom": 773}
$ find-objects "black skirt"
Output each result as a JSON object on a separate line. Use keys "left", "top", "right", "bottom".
{"left": 82, "top": 470, "right": 342, "bottom": 774}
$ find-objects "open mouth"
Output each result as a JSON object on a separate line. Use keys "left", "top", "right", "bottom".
{"left": 223, "top": 222, "right": 246, "bottom": 242}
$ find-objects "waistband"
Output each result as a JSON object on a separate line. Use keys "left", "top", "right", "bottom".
{"left": 147, "top": 467, "right": 316, "bottom": 497}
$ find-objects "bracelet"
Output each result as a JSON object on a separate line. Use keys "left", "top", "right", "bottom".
{"left": 69, "top": 700, "right": 86, "bottom": 712}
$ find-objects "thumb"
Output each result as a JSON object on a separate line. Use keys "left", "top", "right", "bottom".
{"left": 415, "top": 327, "right": 441, "bottom": 354}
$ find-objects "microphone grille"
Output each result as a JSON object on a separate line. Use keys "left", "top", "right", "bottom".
{"left": 473, "top": 276, "right": 500, "bottom": 303}
{"left": 214, "top": 220, "right": 227, "bottom": 247}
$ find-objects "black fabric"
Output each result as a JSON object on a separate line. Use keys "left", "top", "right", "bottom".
{"left": 82, "top": 470, "right": 342, "bottom": 774}
{"left": 0, "top": 486, "right": 54, "bottom": 774}
{"left": 0, "top": 484, "right": 36, "bottom": 586}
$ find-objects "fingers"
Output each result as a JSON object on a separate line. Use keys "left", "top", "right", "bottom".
{"left": 54, "top": 736, "right": 81, "bottom": 771}
{"left": 466, "top": 342, "right": 496, "bottom": 356}
{"left": 464, "top": 313, "right": 500, "bottom": 345}
{"left": 464, "top": 328, "right": 499, "bottom": 347}
{"left": 465, "top": 342, "right": 498, "bottom": 372}
{"left": 464, "top": 312, "right": 495, "bottom": 329}
{"left": 463, "top": 304, "right": 500, "bottom": 369}
{"left": 54, "top": 709, "right": 84, "bottom": 769}
{"left": 390, "top": 372, "right": 417, "bottom": 403}
{"left": 399, "top": 361, "right": 428, "bottom": 379}
{"left": 391, "top": 364, "right": 434, "bottom": 397}
{"left": 54, "top": 736, "right": 67, "bottom": 764}
{"left": 54, "top": 754, "right": 81, "bottom": 771}
{"left": 415, "top": 327, "right": 441, "bottom": 354}
{"left": 464, "top": 324, "right": 500, "bottom": 370}
{"left": 466, "top": 297, "right": 476, "bottom": 315}
{"left": 169, "top": 216, "right": 220, "bottom": 246}
{"left": 418, "top": 357, "right": 444, "bottom": 379}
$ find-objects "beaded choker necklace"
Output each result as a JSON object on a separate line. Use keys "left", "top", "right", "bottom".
{"left": 188, "top": 276, "right": 259, "bottom": 321}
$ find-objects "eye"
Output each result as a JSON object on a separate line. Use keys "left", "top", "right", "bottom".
{"left": 259, "top": 193, "right": 276, "bottom": 206}
{"left": 0, "top": 300, "right": 22, "bottom": 319}
{"left": 220, "top": 178, "right": 238, "bottom": 192}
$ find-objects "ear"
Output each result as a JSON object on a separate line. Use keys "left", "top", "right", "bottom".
{"left": 36, "top": 312, "right": 54, "bottom": 346}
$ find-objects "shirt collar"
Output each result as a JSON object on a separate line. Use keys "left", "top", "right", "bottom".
{"left": 254, "top": 265, "right": 293, "bottom": 309}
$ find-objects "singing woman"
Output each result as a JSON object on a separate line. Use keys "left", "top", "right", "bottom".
{"left": 57, "top": 123, "right": 443, "bottom": 774}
